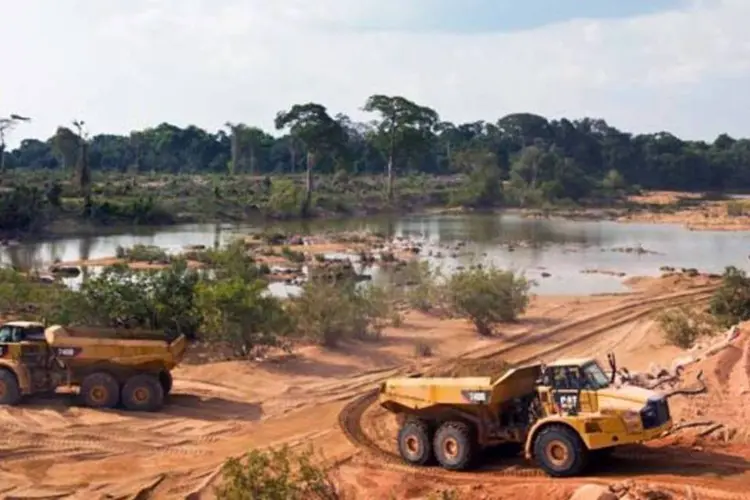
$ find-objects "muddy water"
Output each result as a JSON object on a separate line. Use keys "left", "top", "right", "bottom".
{"left": 3, "top": 213, "right": 750, "bottom": 295}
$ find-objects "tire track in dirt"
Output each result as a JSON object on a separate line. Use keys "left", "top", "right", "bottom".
{"left": 337, "top": 287, "right": 729, "bottom": 482}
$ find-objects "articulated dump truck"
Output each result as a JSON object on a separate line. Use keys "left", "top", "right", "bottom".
{"left": 379, "top": 357, "right": 672, "bottom": 477}
{"left": 0, "top": 321, "right": 187, "bottom": 412}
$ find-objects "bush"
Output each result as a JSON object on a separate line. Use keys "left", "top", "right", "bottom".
{"left": 658, "top": 306, "right": 716, "bottom": 349}
{"left": 445, "top": 266, "right": 531, "bottom": 336}
{"left": 195, "top": 277, "right": 293, "bottom": 357}
{"left": 267, "top": 179, "right": 306, "bottom": 218}
{"left": 396, "top": 261, "right": 446, "bottom": 312}
{"left": 115, "top": 244, "right": 170, "bottom": 263}
{"left": 281, "top": 246, "right": 306, "bottom": 263}
{"left": 216, "top": 445, "right": 341, "bottom": 500}
{"left": 710, "top": 265, "right": 750, "bottom": 328}
{"left": 67, "top": 260, "right": 202, "bottom": 338}
{"left": 0, "top": 268, "right": 75, "bottom": 322}
{"left": 289, "top": 280, "right": 390, "bottom": 347}
{"left": 726, "top": 200, "right": 745, "bottom": 217}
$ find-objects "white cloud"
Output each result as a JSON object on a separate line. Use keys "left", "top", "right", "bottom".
{"left": 1, "top": 0, "right": 749, "bottom": 146}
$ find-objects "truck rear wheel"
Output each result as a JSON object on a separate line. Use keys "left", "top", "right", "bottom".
{"left": 397, "top": 420, "right": 433, "bottom": 466}
{"left": 433, "top": 421, "right": 476, "bottom": 470}
{"left": 533, "top": 425, "right": 588, "bottom": 477}
{"left": 0, "top": 369, "right": 21, "bottom": 406}
{"left": 80, "top": 372, "right": 120, "bottom": 409}
{"left": 122, "top": 374, "right": 164, "bottom": 412}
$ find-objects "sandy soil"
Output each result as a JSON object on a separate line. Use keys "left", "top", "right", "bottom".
{"left": 2, "top": 276, "right": 749, "bottom": 499}
{"left": 620, "top": 191, "right": 750, "bottom": 231}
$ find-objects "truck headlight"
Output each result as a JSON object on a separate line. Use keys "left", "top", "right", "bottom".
{"left": 621, "top": 410, "right": 641, "bottom": 433}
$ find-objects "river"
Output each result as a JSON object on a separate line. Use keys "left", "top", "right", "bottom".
{"left": 2, "top": 213, "right": 750, "bottom": 295}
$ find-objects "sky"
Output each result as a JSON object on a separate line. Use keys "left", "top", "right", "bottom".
{"left": 1, "top": 0, "right": 749, "bottom": 147}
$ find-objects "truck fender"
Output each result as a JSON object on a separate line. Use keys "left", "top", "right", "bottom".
{"left": 0, "top": 360, "right": 32, "bottom": 394}
{"left": 523, "top": 417, "right": 586, "bottom": 460}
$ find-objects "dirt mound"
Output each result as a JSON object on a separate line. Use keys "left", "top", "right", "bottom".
{"left": 431, "top": 357, "right": 511, "bottom": 381}
{"left": 665, "top": 325, "right": 750, "bottom": 444}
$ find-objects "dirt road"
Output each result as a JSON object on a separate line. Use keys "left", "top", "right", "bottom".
{"left": 1, "top": 279, "right": 748, "bottom": 499}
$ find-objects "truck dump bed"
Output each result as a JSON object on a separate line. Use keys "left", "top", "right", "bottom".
{"left": 44, "top": 325, "right": 187, "bottom": 370}
{"left": 379, "top": 364, "right": 543, "bottom": 411}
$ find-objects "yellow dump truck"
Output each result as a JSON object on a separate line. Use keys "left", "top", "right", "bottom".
{"left": 0, "top": 321, "right": 187, "bottom": 412}
{"left": 378, "top": 356, "right": 672, "bottom": 476}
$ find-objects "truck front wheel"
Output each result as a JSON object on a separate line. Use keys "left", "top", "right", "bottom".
{"left": 433, "top": 421, "right": 476, "bottom": 470}
{"left": 0, "top": 369, "right": 21, "bottom": 406}
{"left": 398, "top": 419, "right": 433, "bottom": 466}
{"left": 533, "top": 425, "right": 588, "bottom": 477}
{"left": 122, "top": 374, "right": 164, "bottom": 412}
{"left": 80, "top": 372, "right": 120, "bottom": 409}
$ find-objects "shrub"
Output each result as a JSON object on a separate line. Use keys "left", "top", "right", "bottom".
{"left": 396, "top": 261, "right": 446, "bottom": 312}
{"left": 67, "top": 260, "right": 202, "bottom": 338}
{"left": 267, "top": 179, "right": 306, "bottom": 218}
{"left": 658, "top": 306, "right": 716, "bottom": 349}
{"left": 115, "top": 244, "right": 170, "bottom": 263}
{"left": 288, "top": 280, "right": 390, "bottom": 347}
{"left": 216, "top": 445, "right": 341, "bottom": 500}
{"left": 726, "top": 200, "right": 745, "bottom": 217}
{"left": 281, "top": 246, "right": 306, "bottom": 263}
{"left": 196, "top": 277, "right": 293, "bottom": 357}
{"left": 709, "top": 265, "right": 750, "bottom": 328}
{"left": 445, "top": 266, "right": 531, "bottom": 336}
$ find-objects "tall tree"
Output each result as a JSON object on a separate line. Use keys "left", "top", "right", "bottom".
{"left": 363, "top": 95, "right": 439, "bottom": 200}
{"left": 274, "top": 103, "right": 346, "bottom": 216}
{"left": 226, "top": 122, "right": 241, "bottom": 175}
{"left": 72, "top": 120, "right": 92, "bottom": 215}
{"left": 0, "top": 113, "right": 31, "bottom": 173}
{"left": 52, "top": 126, "right": 79, "bottom": 172}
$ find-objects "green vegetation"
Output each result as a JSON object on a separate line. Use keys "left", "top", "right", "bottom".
{"left": 288, "top": 279, "right": 391, "bottom": 347}
{"left": 391, "top": 261, "right": 533, "bottom": 335}
{"left": 709, "top": 266, "right": 750, "bottom": 328}
{"left": 5, "top": 97, "right": 750, "bottom": 235}
{"left": 115, "top": 244, "right": 170, "bottom": 263}
{"left": 216, "top": 445, "right": 342, "bottom": 500}
{"left": 444, "top": 266, "right": 532, "bottom": 336}
{"left": 659, "top": 265, "right": 750, "bottom": 348}
{"left": 658, "top": 306, "right": 716, "bottom": 349}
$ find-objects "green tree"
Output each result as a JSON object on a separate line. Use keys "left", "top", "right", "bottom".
{"left": 445, "top": 266, "right": 532, "bottom": 336}
{"left": 0, "top": 113, "right": 31, "bottom": 173}
{"left": 195, "top": 277, "right": 292, "bottom": 357}
{"left": 363, "top": 95, "right": 439, "bottom": 201}
{"left": 72, "top": 120, "right": 92, "bottom": 215}
{"left": 274, "top": 103, "right": 346, "bottom": 215}
{"left": 451, "top": 149, "right": 503, "bottom": 208}
{"left": 52, "top": 126, "right": 79, "bottom": 172}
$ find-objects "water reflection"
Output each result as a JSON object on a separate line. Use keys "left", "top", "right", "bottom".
{"left": 3, "top": 213, "right": 750, "bottom": 295}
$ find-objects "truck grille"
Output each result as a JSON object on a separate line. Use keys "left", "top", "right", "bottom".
{"left": 640, "top": 397, "right": 671, "bottom": 429}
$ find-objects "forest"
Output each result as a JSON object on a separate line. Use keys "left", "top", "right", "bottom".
{"left": 2, "top": 95, "right": 750, "bottom": 232}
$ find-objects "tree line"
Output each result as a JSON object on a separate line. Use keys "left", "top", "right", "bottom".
{"left": 3, "top": 94, "right": 750, "bottom": 223}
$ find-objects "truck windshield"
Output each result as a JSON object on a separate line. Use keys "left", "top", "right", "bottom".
{"left": 582, "top": 362, "right": 610, "bottom": 389}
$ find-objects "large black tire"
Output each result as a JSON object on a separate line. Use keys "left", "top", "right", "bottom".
{"left": 397, "top": 420, "right": 433, "bottom": 466}
{"left": 121, "top": 374, "right": 164, "bottom": 412}
{"left": 433, "top": 421, "right": 476, "bottom": 470}
{"left": 79, "top": 372, "right": 120, "bottom": 409}
{"left": 533, "top": 425, "right": 589, "bottom": 477}
{"left": 159, "top": 371, "right": 173, "bottom": 396}
{"left": 0, "top": 369, "right": 21, "bottom": 406}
